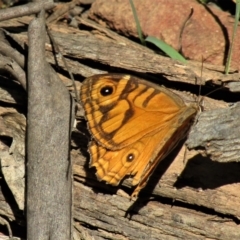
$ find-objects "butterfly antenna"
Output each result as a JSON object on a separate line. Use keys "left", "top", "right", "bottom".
{"left": 198, "top": 57, "right": 204, "bottom": 105}
{"left": 199, "top": 56, "right": 225, "bottom": 102}
{"left": 195, "top": 56, "right": 205, "bottom": 112}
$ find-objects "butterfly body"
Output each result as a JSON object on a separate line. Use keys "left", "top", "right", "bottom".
{"left": 80, "top": 74, "right": 197, "bottom": 198}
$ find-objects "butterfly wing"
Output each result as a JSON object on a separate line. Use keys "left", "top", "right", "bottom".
{"left": 80, "top": 74, "right": 197, "bottom": 197}
{"left": 80, "top": 74, "right": 196, "bottom": 150}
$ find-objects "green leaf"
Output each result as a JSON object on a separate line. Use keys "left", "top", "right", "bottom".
{"left": 145, "top": 36, "right": 187, "bottom": 63}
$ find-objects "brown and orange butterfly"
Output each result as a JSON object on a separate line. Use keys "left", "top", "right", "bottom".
{"left": 80, "top": 74, "right": 197, "bottom": 198}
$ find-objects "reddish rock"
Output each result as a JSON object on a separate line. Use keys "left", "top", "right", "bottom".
{"left": 89, "top": 0, "right": 239, "bottom": 69}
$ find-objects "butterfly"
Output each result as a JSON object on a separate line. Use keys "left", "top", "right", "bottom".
{"left": 80, "top": 74, "right": 197, "bottom": 198}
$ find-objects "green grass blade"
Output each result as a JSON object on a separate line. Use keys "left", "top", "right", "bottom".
{"left": 146, "top": 36, "right": 187, "bottom": 63}
{"left": 225, "top": 0, "right": 240, "bottom": 74}
{"left": 129, "top": 0, "right": 146, "bottom": 46}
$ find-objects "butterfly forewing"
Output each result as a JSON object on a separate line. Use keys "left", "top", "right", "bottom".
{"left": 80, "top": 74, "right": 196, "bottom": 150}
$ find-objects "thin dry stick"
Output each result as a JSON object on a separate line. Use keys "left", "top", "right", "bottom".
{"left": 46, "top": 26, "right": 80, "bottom": 103}
{"left": 0, "top": 2, "right": 55, "bottom": 21}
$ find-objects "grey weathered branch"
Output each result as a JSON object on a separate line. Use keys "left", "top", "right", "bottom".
{"left": 27, "top": 10, "right": 73, "bottom": 240}
{"left": 187, "top": 102, "right": 240, "bottom": 163}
